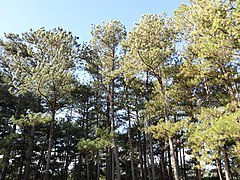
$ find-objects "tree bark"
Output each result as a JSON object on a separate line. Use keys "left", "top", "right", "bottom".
{"left": 195, "top": 167, "right": 202, "bottom": 180}
{"left": 169, "top": 137, "right": 180, "bottom": 180}
{"left": 126, "top": 88, "right": 135, "bottom": 180}
{"left": 109, "top": 74, "right": 121, "bottom": 180}
{"left": 23, "top": 125, "right": 36, "bottom": 180}
{"left": 223, "top": 151, "right": 232, "bottom": 180}
{"left": 160, "top": 150, "right": 167, "bottom": 180}
{"left": 149, "top": 135, "right": 156, "bottom": 180}
{"left": 44, "top": 111, "right": 55, "bottom": 180}
{"left": 216, "top": 158, "right": 223, "bottom": 180}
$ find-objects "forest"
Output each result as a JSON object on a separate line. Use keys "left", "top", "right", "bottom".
{"left": 0, "top": 0, "right": 239, "bottom": 179}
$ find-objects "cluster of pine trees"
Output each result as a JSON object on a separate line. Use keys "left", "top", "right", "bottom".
{"left": 0, "top": 0, "right": 239, "bottom": 179}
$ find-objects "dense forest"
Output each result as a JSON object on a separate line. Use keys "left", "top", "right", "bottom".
{"left": 0, "top": 0, "right": 239, "bottom": 179}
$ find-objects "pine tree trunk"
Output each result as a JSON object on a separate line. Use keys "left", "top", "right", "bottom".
{"left": 96, "top": 151, "right": 100, "bottom": 180}
{"left": 149, "top": 135, "right": 156, "bottom": 180}
{"left": 168, "top": 149, "right": 173, "bottom": 180}
{"left": 44, "top": 111, "right": 55, "bottom": 180}
{"left": 136, "top": 110, "right": 146, "bottom": 180}
{"left": 182, "top": 143, "right": 187, "bottom": 180}
{"left": 76, "top": 155, "right": 82, "bottom": 180}
{"left": 34, "top": 148, "right": 45, "bottom": 179}
{"left": 169, "top": 137, "right": 180, "bottom": 180}
{"left": 216, "top": 158, "right": 223, "bottom": 180}
{"left": 23, "top": 125, "right": 36, "bottom": 180}
{"left": 138, "top": 128, "right": 145, "bottom": 180}
{"left": 113, "top": 146, "right": 121, "bottom": 180}
{"left": 223, "top": 151, "right": 232, "bottom": 180}
{"left": 126, "top": 89, "right": 135, "bottom": 180}
{"left": 195, "top": 159, "right": 202, "bottom": 180}
{"left": 86, "top": 159, "right": 90, "bottom": 180}
{"left": 143, "top": 134, "right": 148, "bottom": 180}
{"left": 109, "top": 76, "right": 121, "bottom": 180}
{"left": 195, "top": 167, "right": 202, "bottom": 180}
{"left": 145, "top": 134, "right": 151, "bottom": 179}
{"left": 160, "top": 150, "right": 167, "bottom": 180}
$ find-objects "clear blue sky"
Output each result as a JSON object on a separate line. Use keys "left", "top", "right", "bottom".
{"left": 0, "top": 0, "right": 188, "bottom": 42}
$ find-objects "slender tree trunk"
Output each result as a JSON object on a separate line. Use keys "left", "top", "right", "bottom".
{"left": 126, "top": 89, "right": 135, "bottom": 180}
{"left": 168, "top": 149, "right": 173, "bottom": 180}
{"left": 23, "top": 125, "right": 36, "bottom": 180}
{"left": 195, "top": 167, "right": 202, "bottom": 180}
{"left": 136, "top": 110, "right": 146, "bottom": 180}
{"left": 138, "top": 128, "right": 145, "bottom": 180}
{"left": 128, "top": 129, "right": 135, "bottom": 180}
{"left": 195, "top": 159, "right": 202, "bottom": 180}
{"left": 149, "top": 135, "right": 156, "bottom": 180}
{"left": 143, "top": 132, "right": 149, "bottom": 179}
{"left": 44, "top": 110, "right": 55, "bottom": 180}
{"left": 64, "top": 115, "right": 71, "bottom": 180}
{"left": 34, "top": 148, "right": 45, "bottom": 179}
{"left": 146, "top": 135, "right": 151, "bottom": 179}
{"left": 106, "top": 147, "right": 111, "bottom": 180}
{"left": 160, "top": 150, "right": 167, "bottom": 180}
{"left": 96, "top": 151, "right": 100, "bottom": 180}
{"left": 216, "top": 159, "right": 223, "bottom": 180}
{"left": 183, "top": 143, "right": 187, "bottom": 180}
{"left": 111, "top": 149, "right": 115, "bottom": 180}
{"left": 156, "top": 68, "right": 180, "bottom": 180}
{"left": 223, "top": 151, "right": 232, "bottom": 180}
{"left": 96, "top": 96, "right": 100, "bottom": 180}
{"left": 86, "top": 159, "right": 90, "bottom": 180}
{"left": 169, "top": 137, "right": 180, "bottom": 180}
{"left": 109, "top": 76, "right": 121, "bottom": 180}
{"left": 18, "top": 135, "right": 25, "bottom": 180}
{"left": 179, "top": 145, "right": 184, "bottom": 180}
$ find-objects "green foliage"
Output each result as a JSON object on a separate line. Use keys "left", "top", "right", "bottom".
{"left": 90, "top": 20, "right": 126, "bottom": 84}
{"left": 0, "top": 27, "right": 80, "bottom": 110}
{"left": 175, "top": 0, "right": 239, "bottom": 101}
{"left": 122, "top": 13, "right": 178, "bottom": 78}
{"left": 147, "top": 119, "right": 187, "bottom": 140}
{"left": 78, "top": 128, "right": 112, "bottom": 153}
{"left": 11, "top": 109, "right": 51, "bottom": 126}
{"left": 187, "top": 101, "right": 240, "bottom": 166}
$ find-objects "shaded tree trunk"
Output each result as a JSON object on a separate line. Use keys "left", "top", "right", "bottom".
{"left": 223, "top": 151, "right": 232, "bottom": 180}
{"left": 109, "top": 75, "right": 120, "bottom": 180}
{"left": 160, "top": 150, "right": 167, "bottom": 180}
{"left": 44, "top": 111, "right": 55, "bottom": 180}
{"left": 149, "top": 135, "right": 156, "bottom": 180}
{"left": 126, "top": 87, "right": 135, "bottom": 180}
{"left": 195, "top": 159, "right": 202, "bottom": 180}
{"left": 216, "top": 158, "right": 223, "bottom": 180}
{"left": 23, "top": 125, "right": 36, "bottom": 180}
